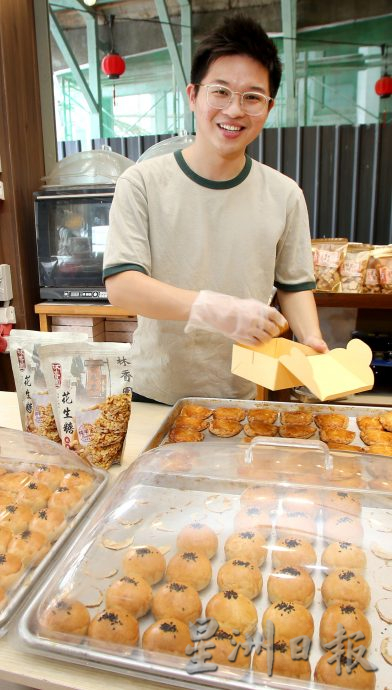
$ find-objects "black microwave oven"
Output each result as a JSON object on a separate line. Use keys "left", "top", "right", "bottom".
{"left": 34, "top": 185, "right": 114, "bottom": 301}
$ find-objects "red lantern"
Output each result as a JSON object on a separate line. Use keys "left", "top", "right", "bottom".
{"left": 101, "top": 51, "right": 126, "bottom": 80}
{"left": 375, "top": 74, "right": 392, "bottom": 99}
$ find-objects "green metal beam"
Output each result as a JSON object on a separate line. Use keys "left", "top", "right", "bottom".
{"left": 154, "top": 0, "right": 188, "bottom": 123}
{"left": 178, "top": 0, "right": 193, "bottom": 132}
{"left": 85, "top": 12, "right": 103, "bottom": 136}
{"left": 281, "top": 0, "right": 297, "bottom": 126}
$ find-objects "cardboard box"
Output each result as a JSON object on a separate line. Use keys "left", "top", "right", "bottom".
{"left": 232, "top": 338, "right": 374, "bottom": 402}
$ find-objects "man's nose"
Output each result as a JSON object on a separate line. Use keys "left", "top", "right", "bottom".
{"left": 222, "top": 92, "right": 245, "bottom": 116}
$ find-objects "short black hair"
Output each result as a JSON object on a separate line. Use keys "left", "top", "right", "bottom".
{"left": 191, "top": 14, "right": 282, "bottom": 99}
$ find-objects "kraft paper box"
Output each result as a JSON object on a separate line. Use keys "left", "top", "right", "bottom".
{"left": 231, "top": 338, "right": 374, "bottom": 402}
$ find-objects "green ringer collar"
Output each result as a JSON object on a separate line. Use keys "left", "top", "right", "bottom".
{"left": 174, "top": 149, "right": 252, "bottom": 189}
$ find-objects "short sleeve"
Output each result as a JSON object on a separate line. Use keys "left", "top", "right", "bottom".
{"left": 274, "top": 189, "right": 316, "bottom": 291}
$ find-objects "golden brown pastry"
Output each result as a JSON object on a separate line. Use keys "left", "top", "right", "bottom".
{"left": 282, "top": 490, "right": 320, "bottom": 518}
{"left": 271, "top": 537, "right": 317, "bottom": 570}
{"left": 60, "top": 470, "right": 95, "bottom": 496}
{"left": 0, "top": 491, "right": 15, "bottom": 507}
{"left": 88, "top": 608, "right": 139, "bottom": 646}
{"left": 209, "top": 419, "right": 243, "bottom": 437}
{"left": 262, "top": 600, "right": 314, "bottom": 639}
{"left": 0, "top": 526, "right": 12, "bottom": 552}
{"left": 366, "top": 444, "right": 392, "bottom": 458}
{"left": 321, "top": 541, "right": 366, "bottom": 572}
{"left": 360, "top": 429, "right": 392, "bottom": 446}
{"left": 323, "top": 514, "right": 363, "bottom": 546}
{"left": 33, "top": 464, "right": 65, "bottom": 491}
{"left": 314, "top": 652, "right": 376, "bottom": 689}
{"left": 233, "top": 506, "right": 272, "bottom": 539}
{"left": 0, "top": 503, "right": 33, "bottom": 534}
{"left": 39, "top": 598, "right": 90, "bottom": 636}
{"left": 320, "top": 429, "right": 356, "bottom": 445}
{"left": 243, "top": 421, "right": 278, "bottom": 437}
{"left": 168, "top": 428, "right": 204, "bottom": 443}
{"left": 280, "top": 411, "right": 313, "bottom": 426}
{"left": 123, "top": 545, "right": 166, "bottom": 585}
{"left": 152, "top": 581, "right": 202, "bottom": 624}
{"left": 105, "top": 575, "right": 152, "bottom": 618}
{"left": 0, "top": 552, "right": 23, "bottom": 590}
{"left": 224, "top": 531, "right": 267, "bottom": 566}
{"left": 356, "top": 416, "right": 382, "bottom": 431}
{"left": 17, "top": 481, "right": 51, "bottom": 513}
{"left": 240, "top": 486, "right": 276, "bottom": 511}
{"left": 213, "top": 407, "right": 246, "bottom": 422}
{"left": 208, "top": 626, "right": 251, "bottom": 669}
{"left": 1, "top": 471, "right": 32, "bottom": 493}
{"left": 275, "top": 511, "right": 317, "bottom": 543}
{"left": 315, "top": 413, "right": 349, "bottom": 429}
{"left": 267, "top": 566, "right": 315, "bottom": 608}
{"left": 166, "top": 550, "right": 211, "bottom": 591}
{"left": 29, "top": 507, "right": 67, "bottom": 542}
{"left": 180, "top": 404, "right": 211, "bottom": 419}
{"left": 8, "top": 529, "right": 50, "bottom": 566}
{"left": 172, "top": 416, "right": 209, "bottom": 432}
{"left": 379, "top": 410, "right": 392, "bottom": 432}
{"left": 142, "top": 617, "right": 192, "bottom": 656}
{"left": 320, "top": 490, "right": 362, "bottom": 517}
{"left": 328, "top": 443, "right": 364, "bottom": 453}
{"left": 206, "top": 590, "right": 258, "bottom": 636}
{"left": 321, "top": 568, "right": 370, "bottom": 610}
{"left": 48, "top": 485, "right": 83, "bottom": 516}
{"left": 319, "top": 603, "right": 372, "bottom": 649}
{"left": 279, "top": 424, "right": 316, "bottom": 439}
{"left": 247, "top": 408, "right": 278, "bottom": 424}
{"left": 253, "top": 638, "right": 311, "bottom": 680}
{"left": 176, "top": 522, "right": 218, "bottom": 559}
{"left": 217, "top": 559, "right": 262, "bottom": 600}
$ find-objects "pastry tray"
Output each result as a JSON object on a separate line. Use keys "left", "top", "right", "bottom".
{"left": 143, "top": 397, "right": 392, "bottom": 452}
{"left": 18, "top": 439, "right": 392, "bottom": 689}
{"left": 0, "top": 427, "right": 108, "bottom": 636}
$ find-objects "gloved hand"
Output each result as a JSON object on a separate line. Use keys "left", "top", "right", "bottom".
{"left": 184, "top": 290, "right": 288, "bottom": 346}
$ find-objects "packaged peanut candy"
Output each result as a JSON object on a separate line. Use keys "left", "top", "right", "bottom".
{"left": 339, "top": 243, "right": 372, "bottom": 293}
{"left": 377, "top": 246, "right": 392, "bottom": 294}
{"left": 9, "top": 330, "right": 88, "bottom": 442}
{"left": 362, "top": 245, "right": 391, "bottom": 294}
{"left": 40, "top": 342, "right": 132, "bottom": 469}
{"left": 312, "top": 238, "right": 348, "bottom": 292}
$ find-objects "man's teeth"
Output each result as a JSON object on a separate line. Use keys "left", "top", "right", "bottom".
{"left": 219, "top": 124, "right": 241, "bottom": 131}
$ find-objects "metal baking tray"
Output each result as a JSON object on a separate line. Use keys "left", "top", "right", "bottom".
{"left": 18, "top": 440, "right": 392, "bottom": 689}
{"left": 0, "top": 427, "right": 108, "bottom": 636}
{"left": 143, "top": 397, "right": 392, "bottom": 452}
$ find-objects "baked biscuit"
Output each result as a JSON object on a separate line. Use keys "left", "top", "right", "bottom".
{"left": 8, "top": 529, "right": 50, "bottom": 566}
{"left": 176, "top": 523, "right": 218, "bottom": 559}
{"left": 17, "top": 481, "right": 51, "bottom": 513}
{"left": 224, "top": 531, "right": 267, "bottom": 566}
{"left": 243, "top": 422, "right": 278, "bottom": 437}
{"left": 213, "top": 407, "right": 246, "bottom": 422}
{"left": 323, "top": 514, "right": 363, "bottom": 546}
{"left": 206, "top": 590, "right": 258, "bottom": 636}
{"left": 267, "top": 566, "right": 315, "bottom": 608}
{"left": 168, "top": 428, "right": 204, "bottom": 443}
{"left": 152, "top": 581, "right": 202, "bottom": 624}
{"left": 208, "top": 626, "right": 250, "bottom": 669}
{"left": 217, "top": 559, "right": 262, "bottom": 600}
{"left": 320, "top": 490, "right": 362, "bottom": 517}
{"left": 280, "top": 411, "right": 313, "bottom": 426}
{"left": 253, "top": 639, "right": 311, "bottom": 680}
{"left": 379, "top": 410, "right": 392, "bottom": 432}
{"left": 279, "top": 424, "right": 316, "bottom": 439}
{"left": 233, "top": 506, "right": 272, "bottom": 539}
{"left": 142, "top": 618, "right": 191, "bottom": 656}
{"left": 319, "top": 603, "right": 372, "bottom": 649}
{"left": 60, "top": 470, "right": 94, "bottom": 496}
{"left": 172, "top": 416, "right": 209, "bottom": 432}
{"left": 366, "top": 444, "right": 392, "bottom": 458}
{"left": 0, "top": 526, "right": 12, "bottom": 552}
{"left": 247, "top": 408, "right": 278, "bottom": 424}
{"left": 240, "top": 486, "right": 277, "bottom": 512}
{"left": 356, "top": 416, "right": 382, "bottom": 431}
{"left": 314, "top": 652, "right": 376, "bottom": 689}
{"left": 1, "top": 472, "right": 31, "bottom": 493}
{"left": 0, "top": 491, "right": 18, "bottom": 507}
{"left": 282, "top": 490, "right": 320, "bottom": 518}
{"left": 209, "top": 419, "right": 243, "bottom": 437}
{"left": 0, "top": 552, "right": 23, "bottom": 590}
{"left": 88, "top": 608, "right": 139, "bottom": 646}
{"left": 262, "top": 600, "right": 314, "bottom": 639}
{"left": 271, "top": 537, "right": 317, "bottom": 569}
{"left": 39, "top": 598, "right": 90, "bottom": 636}
{"left": 360, "top": 429, "right": 392, "bottom": 447}
{"left": 123, "top": 545, "right": 166, "bottom": 585}
{"left": 180, "top": 404, "right": 211, "bottom": 419}
{"left": 0, "top": 503, "right": 33, "bottom": 534}
{"left": 315, "top": 413, "right": 349, "bottom": 429}
{"left": 48, "top": 486, "right": 83, "bottom": 516}
{"left": 319, "top": 429, "right": 356, "bottom": 445}
{"left": 275, "top": 511, "right": 317, "bottom": 543}
{"left": 166, "top": 550, "right": 211, "bottom": 591}
{"left": 321, "top": 541, "right": 366, "bottom": 572}
{"left": 30, "top": 507, "right": 67, "bottom": 542}
{"left": 328, "top": 443, "right": 364, "bottom": 453}
{"left": 33, "top": 464, "right": 65, "bottom": 491}
{"left": 105, "top": 575, "right": 152, "bottom": 618}
{"left": 321, "top": 568, "right": 370, "bottom": 610}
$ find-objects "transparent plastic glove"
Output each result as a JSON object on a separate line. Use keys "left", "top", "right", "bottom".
{"left": 184, "top": 290, "right": 288, "bottom": 346}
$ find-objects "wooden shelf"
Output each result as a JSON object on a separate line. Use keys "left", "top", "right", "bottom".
{"left": 34, "top": 302, "right": 133, "bottom": 331}
{"left": 314, "top": 292, "right": 392, "bottom": 309}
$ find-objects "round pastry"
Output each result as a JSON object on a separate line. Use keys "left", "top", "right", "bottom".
{"left": 275, "top": 511, "right": 317, "bottom": 543}
{"left": 0, "top": 491, "right": 15, "bottom": 507}
{"left": 321, "top": 542, "right": 367, "bottom": 572}
{"left": 123, "top": 545, "right": 166, "bottom": 585}
{"left": 1, "top": 471, "right": 32, "bottom": 493}
{"left": 247, "top": 408, "right": 278, "bottom": 424}
{"left": 8, "top": 529, "right": 50, "bottom": 566}
{"left": 166, "top": 551, "right": 211, "bottom": 592}
{"left": 323, "top": 514, "right": 364, "bottom": 546}
{"left": 142, "top": 617, "right": 192, "bottom": 656}
{"left": 366, "top": 444, "right": 392, "bottom": 459}
{"left": 48, "top": 485, "right": 83, "bottom": 516}
{"left": 224, "top": 531, "right": 267, "bottom": 567}
{"left": 180, "top": 404, "right": 212, "bottom": 419}
{"left": 0, "top": 586, "right": 7, "bottom": 610}
{"left": 315, "top": 413, "right": 349, "bottom": 429}
{"left": 281, "top": 410, "right": 313, "bottom": 426}
{"left": 325, "top": 475, "right": 367, "bottom": 490}
{"left": 105, "top": 575, "right": 153, "bottom": 618}
{"left": 208, "top": 626, "right": 250, "bottom": 669}
{"left": 88, "top": 608, "right": 139, "bottom": 646}
{"left": 240, "top": 486, "right": 277, "bottom": 512}
{"left": 282, "top": 489, "right": 320, "bottom": 518}
{"left": 380, "top": 411, "right": 392, "bottom": 432}
{"left": 209, "top": 419, "right": 243, "bottom": 437}
{"left": 217, "top": 559, "right": 262, "bottom": 600}
{"left": 60, "top": 470, "right": 94, "bottom": 496}
{"left": 29, "top": 507, "right": 67, "bottom": 542}
{"left": 0, "top": 502, "right": 33, "bottom": 533}
{"left": 152, "top": 581, "right": 202, "bottom": 624}
{"left": 262, "top": 600, "right": 314, "bottom": 640}
{"left": 17, "top": 481, "right": 51, "bottom": 512}
{"left": 314, "top": 652, "right": 376, "bottom": 689}
{"left": 267, "top": 566, "right": 315, "bottom": 608}
{"left": 271, "top": 537, "right": 317, "bottom": 570}
{"left": 172, "top": 415, "right": 209, "bottom": 432}
{"left": 176, "top": 523, "right": 218, "bottom": 559}
{"left": 33, "top": 464, "right": 65, "bottom": 491}
{"left": 357, "top": 416, "right": 382, "bottom": 431}
{"left": 0, "top": 526, "right": 12, "bottom": 552}
{"left": 168, "top": 427, "right": 204, "bottom": 443}
{"left": 206, "top": 590, "right": 257, "bottom": 636}
{"left": 39, "top": 597, "right": 90, "bottom": 636}
{"left": 233, "top": 506, "right": 272, "bottom": 539}
{"left": 213, "top": 407, "right": 246, "bottom": 422}
{"left": 321, "top": 568, "right": 371, "bottom": 610}
{"left": 319, "top": 604, "right": 372, "bottom": 649}
{"left": 243, "top": 421, "right": 278, "bottom": 437}
{"left": 0, "top": 552, "right": 23, "bottom": 590}
{"left": 253, "top": 638, "right": 311, "bottom": 680}
{"left": 320, "top": 490, "right": 362, "bottom": 518}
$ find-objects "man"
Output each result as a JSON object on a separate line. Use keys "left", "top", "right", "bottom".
{"left": 104, "top": 15, "right": 327, "bottom": 405}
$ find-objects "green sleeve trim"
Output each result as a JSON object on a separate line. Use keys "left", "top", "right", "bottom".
{"left": 274, "top": 281, "right": 316, "bottom": 292}
{"left": 103, "top": 264, "right": 148, "bottom": 281}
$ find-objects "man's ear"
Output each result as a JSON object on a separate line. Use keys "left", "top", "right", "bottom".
{"left": 268, "top": 99, "right": 275, "bottom": 113}
{"left": 186, "top": 83, "right": 197, "bottom": 112}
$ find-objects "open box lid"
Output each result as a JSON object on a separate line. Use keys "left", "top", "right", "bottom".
{"left": 232, "top": 338, "right": 374, "bottom": 401}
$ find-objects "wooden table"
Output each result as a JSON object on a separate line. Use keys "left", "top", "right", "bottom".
{"left": 34, "top": 303, "right": 131, "bottom": 332}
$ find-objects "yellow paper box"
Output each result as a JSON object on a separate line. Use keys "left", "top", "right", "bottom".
{"left": 231, "top": 338, "right": 374, "bottom": 401}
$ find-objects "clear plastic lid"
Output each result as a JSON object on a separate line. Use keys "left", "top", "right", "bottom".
{"left": 0, "top": 427, "right": 108, "bottom": 636}
{"left": 18, "top": 438, "right": 392, "bottom": 689}
{"left": 42, "top": 148, "right": 134, "bottom": 187}
{"left": 137, "top": 133, "right": 195, "bottom": 162}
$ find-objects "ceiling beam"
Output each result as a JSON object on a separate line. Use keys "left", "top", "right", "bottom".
{"left": 281, "top": 0, "right": 297, "bottom": 126}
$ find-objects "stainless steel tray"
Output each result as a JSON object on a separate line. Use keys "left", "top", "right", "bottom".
{"left": 143, "top": 397, "right": 392, "bottom": 452}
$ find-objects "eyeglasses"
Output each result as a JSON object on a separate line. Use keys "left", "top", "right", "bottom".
{"left": 196, "top": 83, "right": 273, "bottom": 116}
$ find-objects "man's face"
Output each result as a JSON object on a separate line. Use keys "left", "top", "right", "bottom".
{"left": 187, "top": 54, "right": 273, "bottom": 161}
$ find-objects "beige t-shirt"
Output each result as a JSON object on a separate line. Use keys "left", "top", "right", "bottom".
{"left": 104, "top": 151, "right": 315, "bottom": 404}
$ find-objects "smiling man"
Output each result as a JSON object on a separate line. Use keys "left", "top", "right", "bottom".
{"left": 103, "top": 15, "right": 327, "bottom": 405}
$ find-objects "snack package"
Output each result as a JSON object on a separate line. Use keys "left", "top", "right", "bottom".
{"left": 9, "top": 330, "right": 88, "bottom": 442}
{"left": 362, "top": 245, "right": 392, "bottom": 294}
{"left": 40, "top": 342, "right": 132, "bottom": 469}
{"left": 339, "top": 243, "right": 372, "bottom": 293}
{"left": 377, "top": 245, "right": 392, "bottom": 294}
{"left": 311, "top": 238, "right": 348, "bottom": 292}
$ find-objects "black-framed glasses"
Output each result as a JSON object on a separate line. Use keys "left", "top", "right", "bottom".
{"left": 196, "top": 83, "right": 273, "bottom": 116}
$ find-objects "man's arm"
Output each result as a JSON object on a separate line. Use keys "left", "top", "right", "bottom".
{"left": 277, "top": 289, "right": 328, "bottom": 353}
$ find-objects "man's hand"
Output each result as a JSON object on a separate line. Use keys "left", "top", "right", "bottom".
{"left": 302, "top": 335, "right": 329, "bottom": 353}
{"left": 185, "top": 290, "right": 288, "bottom": 346}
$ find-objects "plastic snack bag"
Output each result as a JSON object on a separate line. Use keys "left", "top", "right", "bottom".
{"left": 377, "top": 245, "right": 392, "bottom": 294}
{"left": 362, "top": 245, "right": 392, "bottom": 294}
{"left": 339, "top": 243, "right": 372, "bottom": 293}
{"left": 40, "top": 341, "right": 132, "bottom": 469}
{"left": 9, "top": 330, "right": 88, "bottom": 442}
{"left": 312, "top": 238, "right": 348, "bottom": 292}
